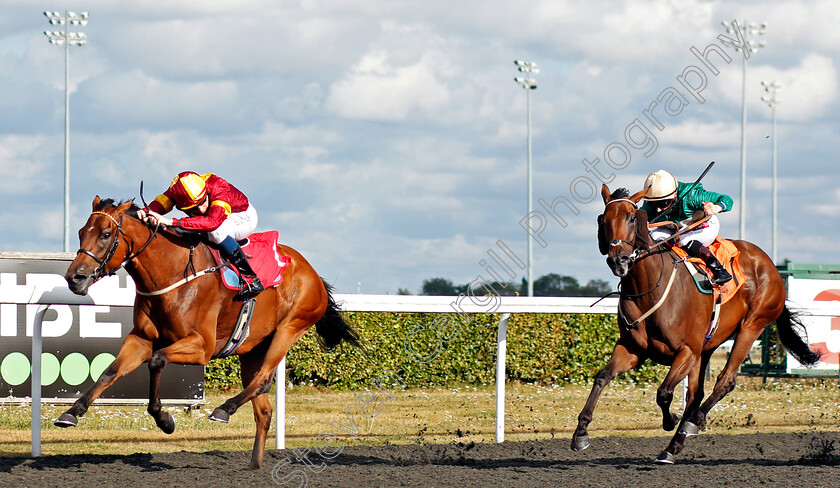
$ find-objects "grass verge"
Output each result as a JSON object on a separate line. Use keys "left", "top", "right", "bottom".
{"left": 1, "top": 373, "right": 839, "bottom": 457}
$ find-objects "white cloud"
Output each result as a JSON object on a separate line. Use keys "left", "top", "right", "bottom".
{"left": 0, "top": 134, "right": 51, "bottom": 194}
{"left": 326, "top": 50, "right": 451, "bottom": 120}
{"left": 717, "top": 54, "right": 838, "bottom": 122}
{"left": 1, "top": 0, "right": 840, "bottom": 292}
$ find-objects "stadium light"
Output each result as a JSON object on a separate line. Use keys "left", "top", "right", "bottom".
{"left": 44, "top": 10, "right": 88, "bottom": 252}
{"left": 761, "top": 80, "right": 781, "bottom": 264}
{"left": 514, "top": 60, "right": 538, "bottom": 297}
{"left": 720, "top": 20, "right": 766, "bottom": 241}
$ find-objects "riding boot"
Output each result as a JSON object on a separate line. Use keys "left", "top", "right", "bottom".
{"left": 221, "top": 243, "right": 265, "bottom": 298}
{"left": 682, "top": 240, "right": 732, "bottom": 285}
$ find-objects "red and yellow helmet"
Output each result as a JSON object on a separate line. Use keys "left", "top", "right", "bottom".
{"left": 168, "top": 171, "right": 208, "bottom": 210}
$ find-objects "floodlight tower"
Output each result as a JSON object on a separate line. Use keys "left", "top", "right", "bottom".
{"left": 44, "top": 10, "right": 88, "bottom": 252}
{"left": 720, "top": 20, "right": 766, "bottom": 241}
{"left": 761, "top": 80, "right": 781, "bottom": 264}
{"left": 514, "top": 60, "right": 538, "bottom": 297}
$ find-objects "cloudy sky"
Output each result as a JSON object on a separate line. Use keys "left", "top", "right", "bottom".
{"left": 1, "top": 0, "right": 838, "bottom": 294}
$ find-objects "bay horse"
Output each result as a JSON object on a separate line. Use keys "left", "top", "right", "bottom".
{"left": 571, "top": 185, "right": 819, "bottom": 463}
{"left": 58, "top": 197, "right": 360, "bottom": 469}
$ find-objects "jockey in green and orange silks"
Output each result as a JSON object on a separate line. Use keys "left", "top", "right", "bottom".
{"left": 639, "top": 170, "right": 733, "bottom": 285}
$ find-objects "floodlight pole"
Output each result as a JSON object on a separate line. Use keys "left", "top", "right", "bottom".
{"left": 761, "top": 81, "right": 781, "bottom": 264}
{"left": 721, "top": 20, "right": 766, "bottom": 241}
{"left": 44, "top": 10, "right": 88, "bottom": 252}
{"left": 514, "top": 60, "right": 538, "bottom": 296}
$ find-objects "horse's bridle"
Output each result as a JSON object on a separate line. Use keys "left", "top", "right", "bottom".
{"left": 602, "top": 198, "right": 672, "bottom": 301}
{"left": 77, "top": 210, "right": 159, "bottom": 282}
{"left": 603, "top": 198, "right": 647, "bottom": 262}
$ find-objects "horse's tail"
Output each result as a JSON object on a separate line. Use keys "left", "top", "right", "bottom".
{"left": 775, "top": 305, "right": 821, "bottom": 367}
{"left": 314, "top": 279, "right": 361, "bottom": 350}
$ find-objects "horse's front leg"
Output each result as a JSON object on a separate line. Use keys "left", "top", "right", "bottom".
{"left": 653, "top": 345, "right": 701, "bottom": 464}
{"left": 571, "top": 342, "right": 640, "bottom": 451}
{"left": 55, "top": 332, "right": 153, "bottom": 427}
{"left": 656, "top": 345, "right": 699, "bottom": 432}
{"left": 147, "top": 331, "right": 210, "bottom": 434}
{"left": 679, "top": 351, "right": 711, "bottom": 435}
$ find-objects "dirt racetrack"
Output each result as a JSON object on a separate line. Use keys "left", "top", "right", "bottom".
{"left": 1, "top": 431, "right": 838, "bottom": 487}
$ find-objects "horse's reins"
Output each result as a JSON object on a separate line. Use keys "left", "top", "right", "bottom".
{"left": 600, "top": 197, "right": 686, "bottom": 328}
{"left": 135, "top": 252, "right": 230, "bottom": 297}
{"left": 77, "top": 210, "right": 161, "bottom": 281}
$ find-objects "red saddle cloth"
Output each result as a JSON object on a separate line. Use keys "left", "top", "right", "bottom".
{"left": 671, "top": 237, "right": 746, "bottom": 305}
{"left": 208, "top": 230, "right": 291, "bottom": 291}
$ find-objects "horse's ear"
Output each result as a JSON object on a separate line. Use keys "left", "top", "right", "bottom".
{"left": 635, "top": 209, "right": 650, "bottom": 247}
{"left": 92, "top": 196, "right": 101, "bottom": 210}
{"left": 116, "top": 200, "right": 133, "bottom": 215}
{"left": 629, "top": 187, "right": 649, "bottom": 203}
{"left": 597, "top": 214, "right": 609, "bottom": 255}
{"left": 601, "top": 184, "right": 612, "bottom": 204}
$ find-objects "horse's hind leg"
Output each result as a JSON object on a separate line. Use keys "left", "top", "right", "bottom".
{"left": 572, "top": 342, "right": 640, "bottom": 451}
{"left": 689, "top": 324, "right": 765, "bottom": 432}
{"left": 239, "top": 342, "right": 274, "bottom": 469}
{"left": 209, "top": 316, "right": 312, "bottom": 428}
{"left": 55, "top": 333, "right": 152, "bottom": 427}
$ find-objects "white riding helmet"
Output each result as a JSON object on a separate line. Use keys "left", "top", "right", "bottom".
{"left": 643, "top": 170, "right": 678, "bottom": 201}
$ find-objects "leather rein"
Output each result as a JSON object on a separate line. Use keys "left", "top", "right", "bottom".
{"left": 76, "top": 210, "right": 160, "bottom": 282}
{"left": 78, "top": 209, "right": 232, "bottom": 296}
{"left": 601, "top": 198, "right": 685, "bottom": 327}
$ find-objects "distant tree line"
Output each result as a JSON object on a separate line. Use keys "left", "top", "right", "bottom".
{"left": 397, "top": 273, "right": 613, "bottom": 297}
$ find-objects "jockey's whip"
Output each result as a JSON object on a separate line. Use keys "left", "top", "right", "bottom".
{"left": 650, "top": 161, "right": 715, "bottom": 223}
{"left": 139, "top": 181, "right": 149, "bottom": 209}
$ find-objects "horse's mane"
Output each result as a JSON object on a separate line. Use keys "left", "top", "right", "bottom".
{"left": 610, "top": 188, "right": 630, "bottom": 199}
{"left": 95, "top": 198, "right": 201, "bottom": 242}
{"left": 95, "top": 198, "right": 142, "bottom": 218}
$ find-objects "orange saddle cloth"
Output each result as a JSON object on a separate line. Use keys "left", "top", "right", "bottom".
{"left": 671, "top": 237, "right": 746, "bottom": 305}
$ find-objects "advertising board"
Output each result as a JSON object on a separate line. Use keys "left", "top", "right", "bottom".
{"left": 785, "top": 275, "right": 840, "bottom": 375}
{"left": 0, "top": 253, "right": 204, "bottom": 403}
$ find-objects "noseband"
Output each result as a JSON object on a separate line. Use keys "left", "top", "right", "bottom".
{"left": 76, "top": 211, "right": 124, "bottom": 281}
{"left": 76, "top": 210, "right": 159, "bottom": 282}
{"left": 604, "top": 198, "right": 647, "bottom": 263}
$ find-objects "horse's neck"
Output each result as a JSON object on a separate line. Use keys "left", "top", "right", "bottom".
{"left": 623, "top": 249, "right": 673, "bottom": 303}
{"left": 123, "top": 220, "right": 213, "bottom": 292}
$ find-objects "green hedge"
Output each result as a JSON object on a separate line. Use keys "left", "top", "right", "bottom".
{"left": 205, "top": 312, "right": 665, "bottom": 390}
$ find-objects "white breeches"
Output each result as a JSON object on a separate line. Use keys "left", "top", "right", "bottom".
{"left": 649, "top": 214, "right": 720, "bottom": 247}
{"left": 207, "top": 204, "right": 259, "bottom": 244}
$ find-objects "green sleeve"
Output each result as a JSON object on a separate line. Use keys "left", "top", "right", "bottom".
{"left": 681, "top": 183, "right": 733, "bottom": 213}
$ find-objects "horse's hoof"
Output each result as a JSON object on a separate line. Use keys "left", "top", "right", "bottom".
{"left": 209, "top": 408, "right": 230, "bottom": 423}
{"left": 678, "top": 421, "right": 700, "bottom": 436}
{"left": 653, "top": 451, "right": 675, "bottom": 464}
{"left": 571, "top": 434, "right": 590, "bottom": 451}
{"left": 155, "top": 411, "right": 176, "bottom": 434}
{"left": 54, "top": 412, "right": 78, "bottom": 428}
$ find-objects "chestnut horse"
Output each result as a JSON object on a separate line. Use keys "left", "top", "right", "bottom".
{"left": 571, "top": 185, "right": 819, "bottom": 463}
{"left": 58, "top": 197, "right": 360, "bottom": 468}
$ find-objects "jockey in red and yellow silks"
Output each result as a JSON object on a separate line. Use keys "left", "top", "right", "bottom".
{"left": 639, "top": 170, "right": 733, "bottom": 285}
{"left": 137, "top": 171, "right": 264, "bottom": 298}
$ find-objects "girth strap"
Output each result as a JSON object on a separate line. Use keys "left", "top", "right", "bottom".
{"left": 213, "top": 297, "right": 256, "bottom": 359}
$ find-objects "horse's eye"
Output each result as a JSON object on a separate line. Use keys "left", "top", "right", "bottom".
{"left": 100, "top": 231, "right": 112, "bottom": 240}
{"left": 629, "top": 214, "right": 637, "bottom": 223}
